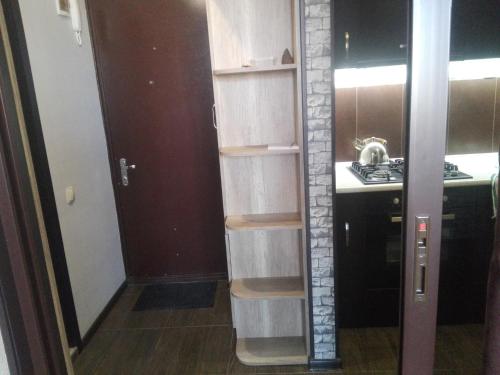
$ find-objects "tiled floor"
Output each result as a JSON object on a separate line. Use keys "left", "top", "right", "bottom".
{"left": 73, "top": 281, "right": 483, "bottom": 375}
{"left": 338, "top": 326, "right": 483, "bottom": 375}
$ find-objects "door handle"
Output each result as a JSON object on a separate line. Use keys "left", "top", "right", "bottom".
{"left": 120, "top": 158, "right": 136, "bottom": 186}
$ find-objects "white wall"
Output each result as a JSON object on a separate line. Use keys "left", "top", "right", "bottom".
{"left": 17, "top": 0, "right": 126, "bottom": 336}
{"left": 0, "top": 326, "right": 9, "bottom": 375}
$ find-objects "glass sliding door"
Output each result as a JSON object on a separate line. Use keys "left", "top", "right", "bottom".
{"left": 333, "top": 0, "right": 410, "bottom": 373}
{"left": 402, "top": 0, "right": 500, "bottom": 374}
{"left": 432, "top": 1, "right": 500, "bottom": 374}
{"left": 333, "top": 0, "right": 499, "bottom": 373}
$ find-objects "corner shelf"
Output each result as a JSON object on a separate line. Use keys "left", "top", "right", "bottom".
{"left": 220, "top": 144, "right": 300, "bottom": 157}
{"left": 236, "top": 337, "right": 307, "bottom": 366}
{"left": 231, "top": 277, "right": 305, "bottom": 300}
{"left": 213, "top": 64, "right": 297, "bottom": 76}
{"left": 206, "top": 0, "right": 308, "bottom": 366}
{"left": 225, "top": 213, "right": 302, "bottom": 231}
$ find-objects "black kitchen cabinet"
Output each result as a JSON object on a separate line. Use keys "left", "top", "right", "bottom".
{"left": 336, "top": 186, "right": 494, "bottom": 328}
{"left": 451, "top": 0, "right": 500, "bottom": 61}
{"left": 337, "top": 193, "right": 368, "bottom": 327}
{"left": 333, "top": 0, "right": 500, "bottom": 68}
{"left": 333, "top": 0, "right": 407, "bottom": 68}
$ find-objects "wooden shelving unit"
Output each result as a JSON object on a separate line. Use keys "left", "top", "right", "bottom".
{"left": 206, "top": 0, "right": 308, "bottom": 366}
{"left": 225, "top": 213, "right": 302, "bottom": 231}
{"left": 236, "top": 337, "right": 307, "bottom": 366}
{"left": 213, "top": 64, "right": 297, "bottom": 76}
{"left": 219, "top": 144, "right": 300, "bottom": 157}
{"left": 231, "top": 277, "right": 305, "bottom": 300}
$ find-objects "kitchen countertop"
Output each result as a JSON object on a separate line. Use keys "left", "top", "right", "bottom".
{"left": 336, "top": 152, "right": 499, "bottom": 194}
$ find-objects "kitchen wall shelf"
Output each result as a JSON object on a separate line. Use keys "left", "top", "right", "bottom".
{"left": 231, "top": 277, "right": 305, "bottom": 300}
{"left": 225, "top": 213, "right": 302, "bottom": 231}
{"left": 206, "top": 0, "right": 308, "bottom": 366}
{"left": 213, "top": 64, "right": 297, "bottom": 76}
{"left": 236, "top": 337, "right": 307, "bottom": 366}
{"left": 220, "top": 144, "right": 300, "bottom": 157}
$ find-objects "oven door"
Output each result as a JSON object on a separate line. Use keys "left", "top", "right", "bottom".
{"left": 363, "top": 196, "right": 471, "bottom": 328}
{"left": 363, "top": 207, "right": 404, "bottom": 327}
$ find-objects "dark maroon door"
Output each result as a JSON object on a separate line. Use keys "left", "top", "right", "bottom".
{"left": 86, "top": 0, "right": 226, "bottom": 280}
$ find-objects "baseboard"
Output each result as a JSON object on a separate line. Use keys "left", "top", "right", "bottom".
{"left": 308, "top": 357, "right": 342, "bottom": 370}
{"left": 127, "top": 272, "right": 227, "bottom": 285}
{"left": 69, "top": 347, "right": 78, "bottom": 363}
{"left": 80, "top": 280, "right": 127, "bottom": 349}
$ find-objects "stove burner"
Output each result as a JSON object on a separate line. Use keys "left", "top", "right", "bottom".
{"left": 372, "top": 169, "right": 392, "bottom": 180}
{"left": 349, "top": 160, "right": 472, "bottom": 185}
{"left": 444, "top": 162, "right": 459, "bottom": 177}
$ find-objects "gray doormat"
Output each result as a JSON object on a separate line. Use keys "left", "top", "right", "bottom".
{"left": 133, "top": 281, "right": 217, "bottom": 311}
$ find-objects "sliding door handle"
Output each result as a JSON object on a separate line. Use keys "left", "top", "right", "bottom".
{"left": 414, "top": 216, "right": 430, "bottom": 302}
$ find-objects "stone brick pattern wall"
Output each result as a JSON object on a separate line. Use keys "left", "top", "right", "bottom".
{"left": 304, "top": 0, "right": 335, "bottom": 360}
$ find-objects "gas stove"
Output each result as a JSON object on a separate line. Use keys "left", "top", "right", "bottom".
{"left": 349, "top": 159, "right": 473, "bottom": 185}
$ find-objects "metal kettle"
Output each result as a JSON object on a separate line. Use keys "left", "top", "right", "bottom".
{"left": 353, "top": 137, "right": 390, "bottom": 165}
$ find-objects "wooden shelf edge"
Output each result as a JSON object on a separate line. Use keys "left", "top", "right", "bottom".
{"left": 236, "top": 337, "right": 307, "bottom": 366}
{"left": 231, "top": 277, "right": 305, "bottom": 300}
{"left": 225, "top": 213, "right": 303, "bottom": 231}
{"left": 220, "top": 144, "right": 300, "bottom": 157}
{"left": 213, "top": 64, "right": 297, "bottom": 76}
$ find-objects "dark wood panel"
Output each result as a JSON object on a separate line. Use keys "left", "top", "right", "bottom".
{"left": 87, "top": 0, "right": 227, "bottom": 279}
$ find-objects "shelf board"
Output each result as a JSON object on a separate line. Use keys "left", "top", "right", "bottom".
{"left": 236, "top": 337, "right": 307, "bottom": 366}
{"left": 220, "top": 144, "right": 300, "bottom": 157}
{"left": 213, "top": 64, "right": 297, "bottom": 76}
{"left": 225, "top": 213, "right": 302, "bottom": 231}
{"left": 231, "top": 277, "right": 304, "bottom": 300}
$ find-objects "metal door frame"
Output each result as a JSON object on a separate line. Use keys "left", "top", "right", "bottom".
{"left": 400, "top": 1, "right": 453, "bottom": 374}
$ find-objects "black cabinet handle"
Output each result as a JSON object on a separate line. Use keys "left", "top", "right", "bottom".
{"left": 345, "top": 222, "right": 350, "bottom": 248}
{"left": 345, "top": 32, "right": 350, "bottom": 59}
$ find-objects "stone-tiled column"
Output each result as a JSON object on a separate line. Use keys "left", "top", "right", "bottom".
{"left": 303, "top": 0, "right": 335, "bottom": 362}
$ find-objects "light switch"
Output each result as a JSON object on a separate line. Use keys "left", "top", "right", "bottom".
{"left": 65, "top": 186, "right": 75, "bottom": 204}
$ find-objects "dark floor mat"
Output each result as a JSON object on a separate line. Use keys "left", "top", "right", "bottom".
{"left": 133, "top": 281, "right": 217, "bottom": 311}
